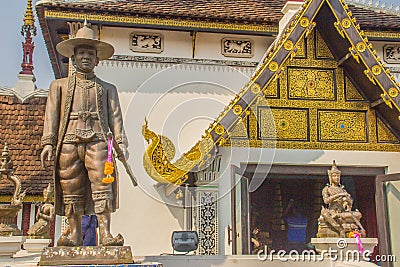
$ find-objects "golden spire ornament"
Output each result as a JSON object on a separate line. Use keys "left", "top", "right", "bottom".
{"left": 23, "top": 0, "right": 35, "bottom": 28}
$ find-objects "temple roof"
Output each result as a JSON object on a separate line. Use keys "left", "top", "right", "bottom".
{"left": 36, "top": 0, "right": 400, "bottom": 31}
{"left": 0, "top": 95, "right": 52, "bottom": 196}
{"left": 36, "top": 0, "right": 285, "bottom": 27}
{"left": 36, "top": 0, "right": 400, "bottom": 79}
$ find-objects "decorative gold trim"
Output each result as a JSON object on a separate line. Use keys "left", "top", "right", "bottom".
{"left": 215, "top": 125, "right": 225, "bottom": 135}
{"left": 284, "top": 40, "right": 294, "bottom": 51}
{"left": 269, "top": 61, "right": 279, "bottom": 72}
{"left": 365, "top": 31, "right": 400, "bottom": 39}
{"left": 330, "top": 0, "right": 400, "bottom": 115}
{"left": 381, "top": 93, "right": 393, "bottom": 108}
{"left": 372, "top": 65, "right": 382, "bottom": 76}
{"left": 0, "top": 195, "right": 49, "bottom": 202}
{"left": 226, "top": 139, "right": 400, "bottom": 152}
{"left": 251, "top": 83, "right": 261, "bottom": 94}
{"left": 233, "top": 105, "right": 243, "bottom": 115}
{"left": 300, "top": 17, "right": 310, "bottom": 28}
{"left": 44, "top": 10, "right": 278, "bottom": 33}
{"left": 341, "top": 18, "right": 351, "bottom": 29}
{"left": 388, "top": 88, "right": 399, "bottom": 98}
{"left": 356, "top": 42, "right": 366, "bottom": 53}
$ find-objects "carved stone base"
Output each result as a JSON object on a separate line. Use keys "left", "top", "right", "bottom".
{"left": 0, "top": 204, "right": 22, "bottom": 236}
{"left": 39, "top": 246, "right": 133, "bottom": 266}
{"left": 23, "top": 238, "right": 51, "bottom": 253}
{"left": 316, "top": 223, "right": 339, "bottom": 238}
{"left": 311, "top": 238, "right": 378, "bottom": 261}
{"left": 0, "top": 236, "right": 25, "bottom": 257}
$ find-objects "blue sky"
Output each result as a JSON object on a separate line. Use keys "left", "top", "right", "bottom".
{"left": 0, "top": 0, "right": 399, "bottom": 89}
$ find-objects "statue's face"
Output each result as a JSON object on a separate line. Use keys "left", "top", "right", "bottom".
{"left": 330, "top": 173, "right": 341, "bottom": 185}
{"left": 73, "top": 45, "right": 99, "bottom": 73}
{"left": 43, "top": 189, "right": 48, "bottom": 200}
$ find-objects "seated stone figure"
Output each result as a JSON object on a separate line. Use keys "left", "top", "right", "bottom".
{"left": 27, "top": 183, "right": 55, "bottom": 238}
{"left": 317, "top": 161, "right": 365, "bottom": 238}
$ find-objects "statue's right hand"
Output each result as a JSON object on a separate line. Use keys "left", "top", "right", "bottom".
{"left": 40, "top": 145, "right": 53, "bottom": 170}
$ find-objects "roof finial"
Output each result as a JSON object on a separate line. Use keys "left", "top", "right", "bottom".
{"left": 19, "top": 0, "right": 37, "bottom": 75}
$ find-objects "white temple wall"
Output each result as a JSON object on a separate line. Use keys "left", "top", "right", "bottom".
{"left": 99, "top": 26, "right": 273, "bottom": 62}
{"left": 217, "top": 146, "right": 400, "bottom": 255}
{"left": 94, "top": 57, "right": 254, "bottom": 254}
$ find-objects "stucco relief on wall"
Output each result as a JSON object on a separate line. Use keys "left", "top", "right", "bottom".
{"left": 384, "top": 45, "right": 400, "bottom": 64}
{"left": 221, "top": 38, "right": 253, "bottom": 58}
{"left": 130, "top": 32, "right": 164, "bottom": 53}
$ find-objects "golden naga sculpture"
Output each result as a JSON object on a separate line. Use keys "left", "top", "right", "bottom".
{"left": 142, "top": 119, "right": 215, "bottom": 185}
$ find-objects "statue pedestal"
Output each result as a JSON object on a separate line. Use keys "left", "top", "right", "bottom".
{"left": 311, "top": 238, "right": 378, "bottom": 261}
{"left": 0, "top": 204, "right": 22, "bottom": 236}
{"left": 23, "top": 238, "right": 51, "bottom": 254}
{"left": 0, "top": 236, "right": 25, "bottom": 257}
{"left": 39, "top": 246, "right": 134, "bottom": 266}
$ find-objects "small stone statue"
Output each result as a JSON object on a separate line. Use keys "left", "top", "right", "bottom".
{"left": 317, "top": 161, "right": 366, "bottom": 238}
{"left": 0, "top": 143, "right": 26, "bottom": 236}
{"left": 28, "top": 183, "right": 55, "bottom": 238}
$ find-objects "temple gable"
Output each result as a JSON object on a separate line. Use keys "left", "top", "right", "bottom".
{"left": 228, "top": 29, "right": 400, "bottom": 151}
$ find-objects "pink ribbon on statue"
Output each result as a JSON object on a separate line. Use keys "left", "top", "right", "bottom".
{"left": 107, "top": 135, "right": 113, "bottom": 162}
{"left": 354, "top": 232, "right": 364, "bottom": 253}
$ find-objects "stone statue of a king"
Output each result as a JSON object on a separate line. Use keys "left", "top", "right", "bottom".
{"left": 40, "top": 22, "right": 130, "bottom": 247}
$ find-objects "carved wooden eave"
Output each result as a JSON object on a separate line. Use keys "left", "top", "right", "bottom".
{"left": 141, "top": 0, "right": 400, "bottom": 184}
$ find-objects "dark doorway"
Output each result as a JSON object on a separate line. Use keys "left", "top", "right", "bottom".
{"left": 233, "top": 163, "right": 383, "bottom": 255}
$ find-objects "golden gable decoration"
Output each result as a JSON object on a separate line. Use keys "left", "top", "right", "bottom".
{"left": 142, "top": 0, "right": 400, "bottom": 185}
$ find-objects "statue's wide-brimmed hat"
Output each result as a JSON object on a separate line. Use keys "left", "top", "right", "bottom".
{"left": 56, "top": 23, "right": 114, "bottom": 60}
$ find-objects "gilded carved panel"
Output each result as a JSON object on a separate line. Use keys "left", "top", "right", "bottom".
{"left": 287, "top": 68, "right": 336, "bottom": 101}
{"left": 224, "top": 28, "right": 400, "bottom": 151}
{"left": 262, "top": 79, "right": 279, "bottom": 98}
{"left": 294, "top": 36, "right": 306, "bottom": 58}
{"left": 258, "top": 107, "right": 309, "bottom": 141}
{"left": 315, "top": 30, "right": 334, "bottom": 59}
{"left": 377, "top": 118, "right": 400, "bottom": 144}
{"left": 229, "top": 118, "right": 248, "bottom": 138}
{"left": 345, "top": 77, "right": 364, "bottom": 101}
{"left": 317, "top": 110, "right": 367, "bottom": 142}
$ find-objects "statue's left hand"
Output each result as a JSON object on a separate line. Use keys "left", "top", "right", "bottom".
{"left": 40, "top": 145, "right": 53, "bottom": 170}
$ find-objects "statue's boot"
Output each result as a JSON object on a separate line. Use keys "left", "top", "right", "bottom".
{"left": 57, "top": 214, "right": 83, "bottom": 247}
{"left": 98, "top": 213, "right": 124, "bottom": 246}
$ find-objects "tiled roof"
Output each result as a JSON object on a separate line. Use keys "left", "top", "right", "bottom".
{"left": 347, "top": 4, "right": 400, "bottom": 30}
{"left": 0, "top": 95, "right": 52, "bottom": 196}
{"left": 38, "top": 0, "right": 286, "bottom": 26}
{"left": 37, "top": 0, "right": 400, "bottom": 31}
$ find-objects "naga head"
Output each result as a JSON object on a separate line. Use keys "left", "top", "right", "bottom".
{"left": 142, "top": 117, "right": 157, "bottom": 143}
